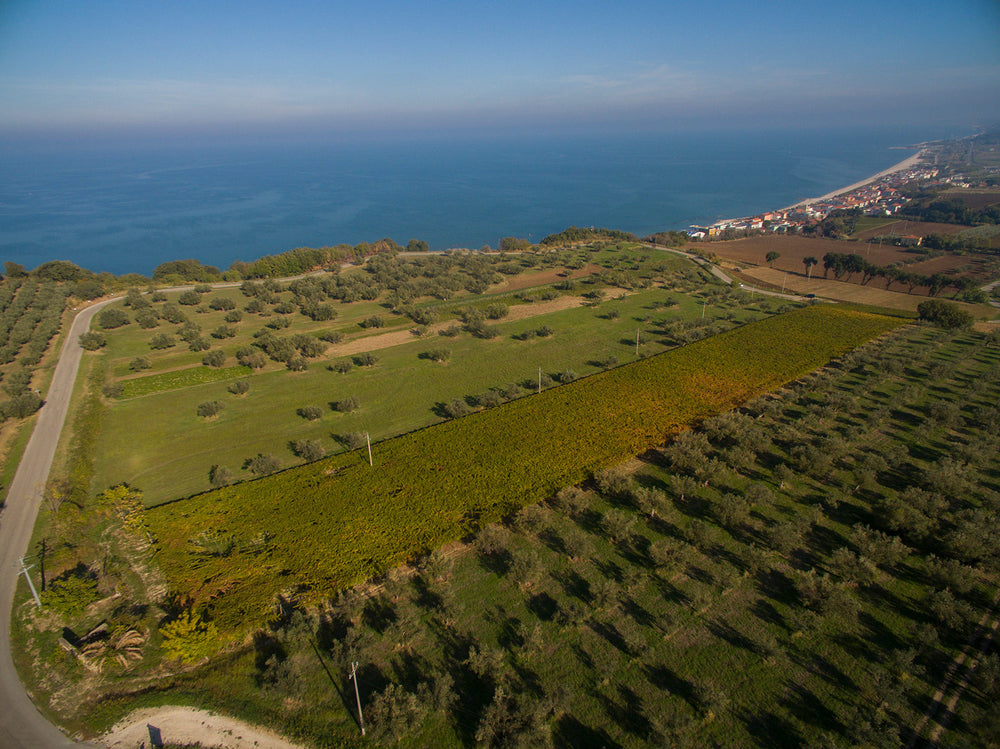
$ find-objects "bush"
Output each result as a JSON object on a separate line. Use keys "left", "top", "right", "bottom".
{"left": 292, "top": 439, "right": 326, "bottom": 462}
{"left": 444, "top": 398, "right": 471, "bottom": 419}
{"left": 319, "top": 330, "right": 344, "bottom": 344}
{"left": 209, "top": 296, "right": 236, "bottom": 310}
{"left": 354, "top": 352, "right": 378, "bottom": 367}
{"left": 286, "top": 356, "right": 308, "bottom": 371}
{"left": 424, "top": 348, "right": 450, "bottom": 362}
{"left": 193, "top": 283, "right": 213, "bottom": 294}
{"left": 209, "top": 465, "right": 235, "bottom": 487}
{"left": 98, "top": 307, "right": 130, "bottom": 329}
{"left": 297, "top": 405, "right": 323, "bottom": 421}
{"left": 197, "top": 400, "right": 224, "bottom": 418}
{"left": 335, "top": 396, "right": 361, "bottom": 413}
{"left": 135, "top": 309, "right": 160, "bottom": 328}
{"left": 1, "top": 391, "right": 43, "bottom": 419}
{"left": 243, "top": 453, "right": 281, "bottom": 476}
{"left": 178, "top": 290, "right": 201, "bottom": 306}
{"left": 536, "top": 325, "right": 554, "bottom": 337}
{"left": 212, "top": 324, "right": 237, "bottom": 339}
{"left": 336, "top": 432, "right": 367, "bottom": 450}
{"left": 331, "top": 359, "right": 353, "bottom": 374}
{"left": 202, "top": 350, "right": 226, "bottom": 368}
{"left": 79, "top": 332, "right": 107, "bottom": 350}
{"left": 555, "top": 370, "right": 578, "bottom": 384}
{"left": 187, "top": 336, "right": 211, "bottom": 352}
{"left": 224, "top": 310, "right": 243, "bottom": 323}
{"left": 102, "top": 382, "right": 124, "bottom": 398}
{"left": 161, "top": 303, "right": 187, "bottom": 324}
{"left": 485, "top": 303, "right": 509, "bottom": 320}
{"left": 228, "top": 380, "right": 250, "bottom": 396}
{"left": 917, "top": 299, "right": 974, "bottom": 330}
{"left": 149, "top": 333, "right": 176, "bottom": 350}
{"left": 360, "top": 315, "right": 385, "bottom": 329}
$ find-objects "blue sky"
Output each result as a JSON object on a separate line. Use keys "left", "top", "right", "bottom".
{"left": 1, "top": 0, "right": 998, "bottom": 138}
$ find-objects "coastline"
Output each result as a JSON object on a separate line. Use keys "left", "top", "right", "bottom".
{"left": 783, "top": 148, "right": 925, "bottom": 209}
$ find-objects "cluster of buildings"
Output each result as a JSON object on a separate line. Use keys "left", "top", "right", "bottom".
{"left": 689, "top": 162, "right": 942, "bottom": 240}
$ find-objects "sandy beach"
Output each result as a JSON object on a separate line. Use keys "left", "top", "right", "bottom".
{"left": 784, "top": 148, "right": 926, "bottom": 209}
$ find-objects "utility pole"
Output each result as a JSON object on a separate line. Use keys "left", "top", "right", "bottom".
{"left": 781, "top": 273, "right": 787, "bottom": 294}
{"left": 18, "top": 557, "right": 42, "bottom": 608}
{"left": 635, "top": 328, "right": 640, "bottom": 356}
{"left": 537, "top": 367, "right": 541, "bottom": 394}
{"left": 701, "top": 300, "right": 706, "bottom": 319}
{"left": 349, "top": 661, "right": 366, "bottom": 736}
{"left": 365, "top": 432, "right": 373, "bottom": 467}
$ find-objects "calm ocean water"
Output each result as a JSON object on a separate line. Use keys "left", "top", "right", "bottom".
{"left": 0, "top": 125, "right": 958, "bottom": 276}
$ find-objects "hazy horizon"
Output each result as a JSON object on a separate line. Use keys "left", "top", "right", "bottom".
{"left": 1, "top": 1, "right": 998, "bottom": 142}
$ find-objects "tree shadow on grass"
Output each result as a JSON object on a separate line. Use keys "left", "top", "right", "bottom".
{"left": 553, "top": 714, "right": 623, "bottom": 749}
{"left": 595, "top": 685, "right": 653, "bottom": 740}
{"left": 739, "top": 708, "right": 802, "bottom": 749}
{"left": 644, "top": 663, "right": 696, "bottom": 708}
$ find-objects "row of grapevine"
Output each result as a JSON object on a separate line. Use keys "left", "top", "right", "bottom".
{"left": 146, "top": 305, "right": 906, "bottom": 632}
{"left": 0, "top": 281, "right": 70, "bottom": 365}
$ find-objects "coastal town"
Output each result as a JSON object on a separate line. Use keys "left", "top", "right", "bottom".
{"left": 691, "top": 149, "right": 953, "bottom": 240}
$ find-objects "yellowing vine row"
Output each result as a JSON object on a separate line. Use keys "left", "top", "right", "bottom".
{"left": 146, "top": 305, "right": 905, "bottom": 632}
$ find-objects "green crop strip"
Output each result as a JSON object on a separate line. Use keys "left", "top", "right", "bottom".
{"left": 118, "top": 365, "right": 253, "bottom": 398}
{"left": 146, "top": 305, "right": 905, "bottom": 632}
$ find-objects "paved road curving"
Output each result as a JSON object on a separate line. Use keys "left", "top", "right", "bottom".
{"left": 0, "top": 299, "right": 114, "bottom": 748}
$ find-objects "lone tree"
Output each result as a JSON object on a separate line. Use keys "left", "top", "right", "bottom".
{"left": 803, "top": 255, "right": 818, "bottom": 279}
{"left": 917, "top": 299, "right": 974, "bottom": 330}
{"left": 765, "top": 251, "right": 780, "bottom": 267}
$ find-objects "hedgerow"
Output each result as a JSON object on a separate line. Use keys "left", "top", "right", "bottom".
{"left": 146, "top": 305, "right": 904, "bottom": 632}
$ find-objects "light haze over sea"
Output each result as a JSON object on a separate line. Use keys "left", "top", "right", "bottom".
{"left": 0, "top": 124, "right": 965, "bottom": 276}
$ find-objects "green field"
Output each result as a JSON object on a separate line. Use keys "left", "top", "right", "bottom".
{"left": 90, "top": 248, "right": 794, "bottom": 504}
{"left": 146, "top": 305, "right": 904, "bottom": 632}
{"left": 20, "top": 320, "right": 999, "bottom": 749}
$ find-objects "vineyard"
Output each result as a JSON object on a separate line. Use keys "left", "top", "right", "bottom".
{"left": 146, "top": 305, "right": 905, "bottom": 631}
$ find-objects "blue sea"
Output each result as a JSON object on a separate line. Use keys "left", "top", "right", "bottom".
{"left": 0, "top": 124, "right": 960, "bottom": 276}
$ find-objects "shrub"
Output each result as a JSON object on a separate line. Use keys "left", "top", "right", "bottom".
{"left": 187, "top": 336, "right": 211, "bottom": 352}
{"left": 209, "top": 465, "right": 235, "bottom": 487}
{"left": 40, "top": 571, "right": 100, "bottom": 618}
{"left": 297, "top": 405, "right": 323, "bottom": 420}
{"left": 98, "top": 307, "right": 130, "bottom": 329}
{"left": 424, "top": 348, "right": 450, "bottom": 362}
{"left": 243, "top": 453, "right": 281, "bottom": 476}
{"left": 197, "top": 400, "right": 224, "bottom": 418}
{"left": 555, "top": 370, "right": 578, "bottom": 384}
{"left": 178, "top": 290, "right": 201, "bottom": 306}
{"left": 193, "top": 283, "right": 213, "bottom": 293}
{"left": 212, "top": 324, "right": 237, "bottom": 339}
{"left": 360, "top": 315, "right": 385, "bottom": 329}
{"left": 286, "top": 356, "right": 308, "bottom": 371}
{"left": 160, "top": 610, "right": 221, "bottom": 664}
{"left": 536, "top": 325, "right": 554, "bottom": 337}
{"left": 149, "top": 333, "right": 176, "bottom": 350}
{"left": 319, "top": 330, "right": 344, "bottom": 344}
{"left": 335, "top": 396, "right": 361, "bottom": 413}
{"left": 354, "top": 352, "right": 378, "bottom": 367}
{"left": 292, "top": 439, "right": 326, "bottom": 462}
{"left": 135, "top": 309, "right": 160, "bottom": 329}
{"left": 444, "top": 398, "right": 471, "bottom": 419}
{"left": 209, "top": 296, "right": 236, "bottom": 311}
{"left": 336, "top": 432, "right": 367, "bottom": 450}
{"left": 129, "top": 356, "right": 152, "bottom": 372}
{"left": 917, "top": 299, "right": 974, "bottom": 330}
{"left": 273, "top": 301, "right": 296, "bottom": 314}
{"left": 161, "top": 303, "right": 186, "bottom": 324}
{"left": 202, "top": 350, "right": 226, "bottom": 368}
{"left": 228, "top": 380, "right": 250, "bottom": 396}
{"left": 102, "top": 383, "right": 124, "bottom": 398}
{"left": 79, "top": 332, "right": 107, "bottom": 350}
{"left": 1, "top": 391, "right": 43, "bottom": 419}
{"left": 485, "top": 303, "right": 509, "bottom": 320}
{"left": 224, "top": 310, "right": 243, "bottom": 323}
{"left": 331, "top": 359, "right": 353, "bottom": 374}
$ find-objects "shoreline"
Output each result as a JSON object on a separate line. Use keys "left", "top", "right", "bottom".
{"left": 709, "top": 147, "right": 926, "bottom": 228}
{"left": 783, "top": 148, "right": 925, "bottom": 209}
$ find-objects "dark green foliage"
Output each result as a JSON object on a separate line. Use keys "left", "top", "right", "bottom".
{"left": 79, "top": 331, "right": 107, "bottom": 350}
{"left": 208, "top": 296, "right": 236, "bottom": 311}
{"left": 917, "top": 299, "right": 974, "bottom": 330}
{"left": 98, "top": 308, "right": 130, "bottom": 329}
{"left": 196, "top": 400, "right": 224, "bottom": 418}
{"left": 297, "top": 405, "right": 323, "bottom": 421}
{"left": 0, "top": 391, "right": 43, "bottom": 419}
{"left": 334, "top": 396, "right": 360, "bottom": 413}
{"left": 227, "top": 380, "right": 250, "bottom": 396}
{"left": 243, "top": 453, "right": 280, "bottom": 476}
{"left": 152, "top": 259, "right": 222, "bottom": 282}
{"left": 178, "top": 290, "right": 201, "bottom": 306}
{"left": 353, "top": 352, "right": 377, "bottom": 367}
{"left": 291, "top": 439, "right": 326, "bottom": 462}
{"left": 202, "top": 349, "right": 226, "bottom": 368}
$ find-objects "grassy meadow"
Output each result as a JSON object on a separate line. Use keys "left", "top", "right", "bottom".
{"left": 88, "top": 246, "right": 794, "bottom": 504}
